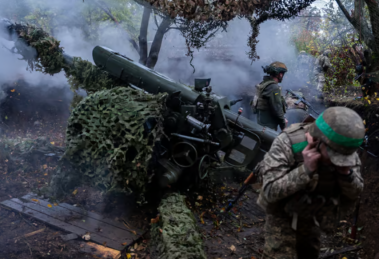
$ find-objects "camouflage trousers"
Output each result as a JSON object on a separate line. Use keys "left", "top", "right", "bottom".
{"left": 314, "top": 72, "right": 325, "bottom": 92}
{"left": 261, "top": 214, "right": 321, "bottom": 259}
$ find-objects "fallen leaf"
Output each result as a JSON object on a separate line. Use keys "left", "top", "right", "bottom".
{"left": 43, "top": 164, "right": 47, "bottom": 169}
{"left": 47, "top": 204, "right": 52, "bottom": 208}
{"left": 368, "top": 100, "right": 371, "bottom": 104}
{"left": 230, "top": 244, "right": 236, "bottom": 252}
{"left": 10, "top": 89, "right": 15, "bottom": 92}
{"left": 363, "top": 120, "right": 366, "bottom": 125}
{"left": 82, "top": 232, "right": 91, "bottom": 241}
{"left": 121, "top": 242, "right": 127, "bottom": 246}
{"left": 126, "top": 254, "right": 132, "bottom": 259}
{"left": 342, "top": 257, "right": 347, "bottom": 259}
{"left": 251, "top": 256, "right": 257, "bottom": 259}
{"left": 50, "top": 142, "right": 55, "bottom": 145}
{"left": 31, "top": 199, "right": 39, "bottom": 203}
{"left": 197, "top": 195, "right": 203, "bottom": 201}
{"left": 53, "top": 203, "right": 58, "bottom": 206}
{"left": 44, "top": 173, "right": 48, "bottom": 176}
{"left": 72, "top": 189, "right": 78, "bottom": 195}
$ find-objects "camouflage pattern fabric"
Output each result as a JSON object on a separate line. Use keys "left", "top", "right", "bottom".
{"left": 257, "top": 126, "right": 364, "bottom": 258}
{"left": 63, "top": 87, "right": 166, "bottom": 197}
{"left": 150, "top": 193, "right": 206, "bottom": 259}
{"left": 313, "top": 54, "right": 331, "bottom": 91}
{"left": 315, "top": 72, "right": 326, "bottom": 91}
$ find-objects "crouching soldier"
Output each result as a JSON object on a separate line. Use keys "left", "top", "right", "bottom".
{"left": 257, "top": 107, "right": 364, "bottom": 259}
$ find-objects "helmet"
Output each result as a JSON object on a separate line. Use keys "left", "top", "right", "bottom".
{"left": 262, "top": 61, "right": 288, "bottom": 76}
{"left": 323, "top": 49, "right": 332, "bottom": 57}
{"left": 309, "top": 107, "right": 365, "bottom": 166}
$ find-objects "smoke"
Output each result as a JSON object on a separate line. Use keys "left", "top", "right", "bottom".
{"left": 0, "top": 1, "right": 321, "bottom": 121}
{"left": 155, "top": 18, "right": 312, "bottom": 118}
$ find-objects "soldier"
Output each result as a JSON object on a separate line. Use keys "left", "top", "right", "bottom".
{"left": 313, "top": 49, "right": 332, "bottom": 92}
{"left": 257, "top": 107, "right": 364, "bottom": 259}
{"left": 284, "top": 91, "right": 309, "bottom": 128}
{"left": 251, "top": 62, "right": 288, "bottom": 131}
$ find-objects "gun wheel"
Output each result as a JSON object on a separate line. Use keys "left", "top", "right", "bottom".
{"left": 172, "top": 142, "right": 198, "bottom": 168}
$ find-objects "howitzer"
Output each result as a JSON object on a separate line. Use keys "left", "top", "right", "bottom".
{"left": 0, "top": 18, "right": 278, "bottom": 191}
{"left": 92, "top": 46, "right": 278, "bottom": 187}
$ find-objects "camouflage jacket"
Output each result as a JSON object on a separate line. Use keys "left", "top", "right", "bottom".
{"left": 257, "top": 124, "right": 363, "bottom": 223}
{"left": 314, "top": 54, "right": 331, "bottom": 74}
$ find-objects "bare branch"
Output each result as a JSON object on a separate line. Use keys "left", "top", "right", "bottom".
{"left": 94, "top": 0, "right": 139, "bottom": 53}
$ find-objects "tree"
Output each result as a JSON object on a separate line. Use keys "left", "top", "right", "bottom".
{"left": 335, "top": 0, "right": 379, "bottom": 94}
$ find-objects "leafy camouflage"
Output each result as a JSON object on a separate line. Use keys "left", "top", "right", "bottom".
{"left": 63, "top": 87, "right": 166, "bottom": 196}
{"left": 11, "top": 22, "right": 124, "bottom": 95}
{"left": 150, "top": 193, "right": 206, "bottom": 259}
{"left": 65, "top": 57, "right": 126, "bottom": 94}
{"left": 12, "top": 22, "right": 67, "bottom": 75}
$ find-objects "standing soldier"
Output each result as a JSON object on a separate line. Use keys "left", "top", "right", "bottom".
{"left": 251, "top": 62, "right": 288, "bottom": 131}
{"left": 313, "top": 49, "right": 332, "bottom": 92}
{"left": 257, "top": 106, "right": 365, "bottom": 259}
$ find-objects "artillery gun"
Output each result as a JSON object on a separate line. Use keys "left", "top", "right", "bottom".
{"left": 0, "top": 18, "right": 279, "bottom": 258}
{"left": 0, "top": 18, "right": 278, "bottom": 197}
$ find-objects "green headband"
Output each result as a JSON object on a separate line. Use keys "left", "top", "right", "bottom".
{"left": 315, "top": 112, "right": 363, "bottom": 148}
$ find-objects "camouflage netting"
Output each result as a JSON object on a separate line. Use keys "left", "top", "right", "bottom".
{"left": 11, "top": 22, "right": 124, "bottom": 95}
{"left": 13, "top": 23, "right": 67, "bottom": 75}
{"left": 66, "top": 57, "right": 119, "bottom": 93}
{"left": 63, "top": 87, "right": 166, "bottom": 196}
{"left": 150, "top": 193, "right": 206, "bottom": 259}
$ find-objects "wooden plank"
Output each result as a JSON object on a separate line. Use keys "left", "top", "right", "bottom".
{"left": 12, "top": 198, "right": 134, "bottom": 245}
{"left": 23, "top": 193, "right": 142, "bottom": 235}
{"left": 0, "top": 199, "right": 125, "bottom": 250}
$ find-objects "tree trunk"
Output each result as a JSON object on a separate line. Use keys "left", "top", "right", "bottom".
{"left": 146, "top": 17, "right": 171, "bottom": 69}
{"left": 335, "top": 0, "right": 376, "bottom": 51}
{"left": 364, "top": 0, "right": 379, "bottom": 53}
{"left": 139, "top": 7, "right": 151, "bottom": 66}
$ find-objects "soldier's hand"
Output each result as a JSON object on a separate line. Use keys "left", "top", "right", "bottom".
{"left": 302, "top": 133, "right": 321, "bottom": 173}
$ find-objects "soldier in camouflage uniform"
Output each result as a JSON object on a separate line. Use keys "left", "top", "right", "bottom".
{"left": 284, "top": 91, "right": 309, "bottom": 128}
{"left": 257, "top": 107, "right": 365, "bottom": 259}
{"left": 313, "top": 50, "right": 332, "bottom": 92}
{"left": 251, "top": 62, "right": 288, "bottom": 131}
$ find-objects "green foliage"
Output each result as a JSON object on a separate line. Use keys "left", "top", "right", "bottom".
{"left": 290, "top": 3, "right": 366, "bottom": 89}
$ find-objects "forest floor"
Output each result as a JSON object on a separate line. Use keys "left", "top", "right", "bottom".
{"left": 0, "top": 88, "right": 376, "bottom": 259}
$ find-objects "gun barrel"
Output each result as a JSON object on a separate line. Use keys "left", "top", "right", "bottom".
{"left": 92, "top": 46, "right": 200, "bottom": 103}
{"left": 93, "top": 46, "right": 278, "bottom": 150}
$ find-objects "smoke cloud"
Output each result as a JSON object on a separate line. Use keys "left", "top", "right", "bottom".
{"left": 0, "top": 1, "right": 319, "bottom": 119}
